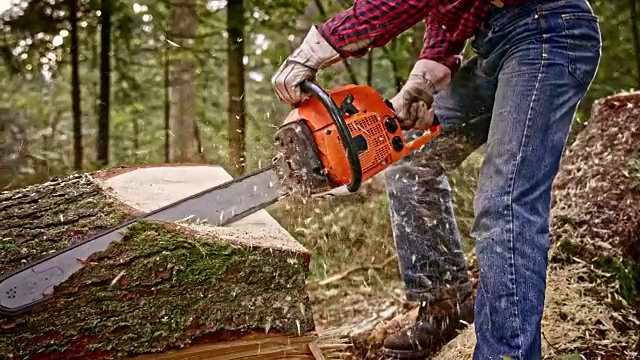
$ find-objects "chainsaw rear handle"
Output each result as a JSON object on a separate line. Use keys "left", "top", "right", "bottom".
{"left": 384, "top": 98, "right": 442, "bottom": 152}
{"left": 405, "top": 115, "right": 442, "bottom": 151}
{"left": 299, "top": 79, "right": 363, "bottom": 193}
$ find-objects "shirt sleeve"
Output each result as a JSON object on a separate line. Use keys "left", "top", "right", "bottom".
{"left": 418, "top": 13, "right": 467, "bottom": 74}
{"left": 317, "top": 0, "right": 433, "bottom": 59}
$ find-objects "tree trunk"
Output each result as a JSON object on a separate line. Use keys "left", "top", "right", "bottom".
{"left": 92, "top": 21, "right": 100, "bottom": 148}
{"left": 168, "top": 0, "right": 199, "bottom": 163}
{"left": 132, "top": 108, "right": 140, "bottom": 158}
{"left": 97, "top": 0, "right": 111, "bottom": 166}
{"left": 630, "top": 0, "right": 640, "bottom": 89}
{"left": 163, "top": 41, "right": 170, "bottom": 163}
{"left": 227, "top": 1, "right": 246, "bottom": 176}
{"left": 69, "top": 0, "right": 82, "bottom": 170}
{"left": 0, "top": 165, "right": 317, "bottom": 359}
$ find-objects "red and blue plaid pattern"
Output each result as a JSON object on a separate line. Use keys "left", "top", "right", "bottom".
{"left": 318, "top": 0, "right": 526, "bottom": 74}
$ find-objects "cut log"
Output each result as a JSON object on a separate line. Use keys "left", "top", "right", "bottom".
{"left": 0, "top": 164, "right": 328, "bottom": 359}
{"left": 129, "top": 332, "right": 351, "bottom": 360}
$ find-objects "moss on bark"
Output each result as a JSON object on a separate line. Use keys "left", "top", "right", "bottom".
{"left": 0, "top": 171, "right": 314, "bottom": 359}
{"left": 1, "top": 221, "right": 314, "bottom": 359}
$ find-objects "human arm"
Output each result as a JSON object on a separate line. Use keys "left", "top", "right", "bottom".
{"left": 389, "top": 13, "right": 469, "bottom": 130}
{"left": 316, "top": 0, "right": 435, "bottom": 59}
{"left": 271, "top": 1, "right": 468, "bottom": 131}
{"left": 319, "top": 1, "right": 468, "bottom": 73}
{"left": 271, "top": 0, "right": 433, "bottom": 105}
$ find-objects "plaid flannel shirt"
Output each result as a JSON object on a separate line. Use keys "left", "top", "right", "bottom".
{"left": 317, "top": 0, "right": 527, "bottom": 74}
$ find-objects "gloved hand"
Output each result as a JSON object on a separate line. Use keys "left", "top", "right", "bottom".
{"left": 390, "top": 59, "right": 452, "bottom": 130}
{"left": 271, "top": 26, "right": 341, "bottom": 105}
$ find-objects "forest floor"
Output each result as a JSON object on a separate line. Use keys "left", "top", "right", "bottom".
{"left": 270, "top": 144, "right": 640, "bottom": 359}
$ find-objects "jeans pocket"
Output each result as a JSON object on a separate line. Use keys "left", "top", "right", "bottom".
{"left": 561, "top": 12, "right": 602, "bottom": 87}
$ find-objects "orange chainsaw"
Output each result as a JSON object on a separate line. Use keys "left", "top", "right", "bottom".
{"left": 0, "top": 79, "right": 441, "bottom": 316}
{"left": 274, "top": 79, "right": 441, "bottom": 194}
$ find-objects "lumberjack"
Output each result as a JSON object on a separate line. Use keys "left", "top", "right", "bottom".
{"left": 272, "top": 0, "right": 601, "bottom": 358}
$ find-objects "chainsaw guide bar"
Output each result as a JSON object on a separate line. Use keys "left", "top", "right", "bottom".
{"left": 0, "top": 166, "right": 283, "bottom": 317}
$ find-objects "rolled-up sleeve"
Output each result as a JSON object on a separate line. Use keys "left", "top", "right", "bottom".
{"left": 418, "top": 13, "right": 467, "bottom": 74}
{"left": 317, "top": 0, "right": 433, "bottom": 59}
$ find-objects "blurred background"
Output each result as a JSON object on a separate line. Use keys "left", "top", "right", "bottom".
{"left": 1, "top": 0, "right": 635, "bottom": 189}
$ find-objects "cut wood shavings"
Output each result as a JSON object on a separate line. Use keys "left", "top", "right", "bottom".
{"left": 551, "top": 92, "right": 640, "bottom": 263}
{"left": 307, "top": 255, "right": 398, "bottom": 289}
{"left": 110, "top": 270, "right": 126, "bottom": 287}
{"left": 165, "top": 39, "right": 180, "bottom": 47}
{"left": 175, "top": 214, "right": 194, "bottom": 223}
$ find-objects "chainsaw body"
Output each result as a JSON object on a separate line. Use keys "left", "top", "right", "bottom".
{"left": 274, "top": 80, "right": 441, "bottom": 194}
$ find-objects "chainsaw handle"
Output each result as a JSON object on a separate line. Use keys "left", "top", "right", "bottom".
{"left": 299, "top": 80, "right": 363, "bottom": 193}
{"left": 405, "top": 114, "right": 442, "bottom": 151}
{"left": 405, "top": 123, "right": 442, "bottom": 151}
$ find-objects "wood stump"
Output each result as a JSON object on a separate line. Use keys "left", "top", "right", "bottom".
{"left": 551, "top": 91, "right": 640, "bottom": 268}
{"left": 0, "top": 164, "right": 333, "bottom": 359}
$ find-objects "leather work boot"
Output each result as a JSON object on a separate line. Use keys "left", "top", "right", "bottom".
{"left": 382, "top": 293, "right": 475, "bottom": 359}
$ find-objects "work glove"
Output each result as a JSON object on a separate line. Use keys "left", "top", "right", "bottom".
{"left": 271, "top": 26, "right": 341, "bottom": 105}
{"left": 390, "top": 59, "right": 452, "bottom": 130}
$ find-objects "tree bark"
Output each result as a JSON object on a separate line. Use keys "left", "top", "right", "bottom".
{"left": 163, "top": 42, "right": 170, "bottom": 163}
{"left": 227, "top": 1, "right": 246, "bottom": 176}
{"left": 168, "top": 0, "right": 199, "bottom": 163}
{"left": 629, "top": 0, "right": 640, "bottom": 89}
{"left": 69, "top": 0, "right": 82, "bottom": 170}
{"left": 97, "top": 0, "right": 111, "bottom": 166}
{"left": 0, "top": 165, "right": 315, "bottom": 359}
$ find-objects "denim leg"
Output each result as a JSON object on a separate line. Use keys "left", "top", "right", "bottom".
{"left": 470, "top": 0, "right": 601, "bottom": 358}
{"left": 384, "top": 55, "right": 497, "bottom": 304}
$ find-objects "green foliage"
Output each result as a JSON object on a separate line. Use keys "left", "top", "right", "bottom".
{"left": 596, "top": 255, "right": 639, "bottom": 304}
{"left": 560, "top": 354, "right": 582, "bottom": 360}
{"left": 0, "top": 3, "right": 638, "bottom": 357}
{"left": 0, "top": 0, "right": 635, "bottom": 188}
{"left": 579, "top": 1, "right": 640, "bottom": 118}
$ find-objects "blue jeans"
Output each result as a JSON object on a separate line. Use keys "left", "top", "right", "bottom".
{"left": 383, "top": 0, "right": 601, "bottom": 358}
